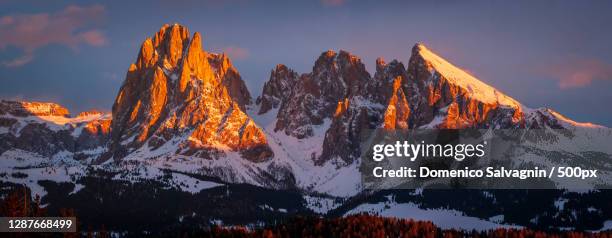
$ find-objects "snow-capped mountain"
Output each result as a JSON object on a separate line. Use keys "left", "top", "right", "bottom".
{"left": 253, "top": 42, "right": 611, "bottom": 194}
{"left": 1, "top": 23, "right": 610, "bottom": 197}
{"left": 0, "top": 100, "right": 110, "bottom": 161}
{"left": 2, "top": 23, "right": 611, "bottom": 231}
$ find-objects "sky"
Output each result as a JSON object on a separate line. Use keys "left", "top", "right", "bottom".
{"left": 1, "top": 0, "right": 611, "bottom": 126}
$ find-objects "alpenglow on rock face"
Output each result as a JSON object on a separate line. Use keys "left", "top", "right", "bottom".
{"left": 405, "top": 44, "right": 525, "bottom": 129}
{"left": 0, "top": 100, "right": 111, "bottom": 158}
{"left": 108, "top": 24, "right": 272, "bottom": 162}
{"left": 1, "top": 23, "right": 607, "bottom": 197}
{"left": 256, "top": 43, "right": 602, "bottom": 166}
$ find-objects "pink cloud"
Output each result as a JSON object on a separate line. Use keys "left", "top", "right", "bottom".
{"left": 540, "top": 59, "right": 612, "bottom": 89}
{"left": 221, "top": 46, "right": 250, "bottom": 60}
{"left": 321, "top": 0, "right": 346, "bottom": 7}
{"left": 78, "top": 30, "right": 107, "bottom": 46}
{"left": 2, "top": 53, "right": 33, "bottom": 67}
{"left": 0, "top": 4, "right": 107, "bottom": 67}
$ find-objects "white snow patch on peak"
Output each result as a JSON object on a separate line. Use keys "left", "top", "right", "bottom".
{"left": 8, "top": 112, "right": 111, "bottom": 134}
{"left": 546, "top": 108, "right": 604, "bottom": 129}
{"left": 415, "top": 44, "right": 521, "bottom": 108}
{"left": 38, "top": 112, "right": 110, "bottom": 126}
{"left": 526, "top": 107, "right": 607, "bottom": 129}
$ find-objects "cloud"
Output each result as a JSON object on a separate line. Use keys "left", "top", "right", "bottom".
{"left": 321, "top": 0, "right": 346, "bottom": 7}
{"left": 539, "top": 59, "right": 612, "bottom": 89}
{"left": 221, "top": 46, "right": 250, "bottom": 60}
{"left": 0, "top": 4, "right": 107, "bottom": 67}
{"left": 2, "top": 53, "right": 33, "bottom": 67}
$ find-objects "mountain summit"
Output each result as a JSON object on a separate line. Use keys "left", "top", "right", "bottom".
{"left": 107, "top": 24, "right": 272, "bottom": 162}
{"left": 404, "top": 43, "right": 525, "bottom": 128}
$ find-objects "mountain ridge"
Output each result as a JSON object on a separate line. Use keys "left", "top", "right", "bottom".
{"left": 0, "top": 23, "right": 610, "bottom": 197}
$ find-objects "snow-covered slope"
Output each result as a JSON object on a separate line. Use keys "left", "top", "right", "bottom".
{"left": 414, "top": 44, "right": 521, "bottom": 108}
{"left": 249, "top": 106, "right": 363, "bottom": 197}
{"left": 345, "top": 195, "right": 521, "bottom": 231}
{"left": 0, "top": 100, "right": 111, "bottom": 160}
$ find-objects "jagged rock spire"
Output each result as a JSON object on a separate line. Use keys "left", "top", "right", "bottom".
{"left": 108, "top": 23, "right": 270, "bottom": 162}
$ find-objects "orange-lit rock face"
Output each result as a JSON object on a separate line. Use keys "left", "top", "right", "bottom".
{"left": 83, "top": 119, "right": 111, "bottom": 136}
{"left": 0, "top": 100, "right": 111, "bottom": 158}
{"left": 334, "top": 98, "right": 350, "bottom": 117}
{"left": 406, "top": 44, "right": 525, "bottom": 129}
{"left": 0, "top": 100, "right": 70, "bottom": 117}
{"left": 76, "top": 110, "right": 105, "bottom": 118}
{"left": 110, "top": 24, "right": 271, "bottom": 161}
{"left": 264, "top": 44, "right": 532, "bottom": 165}
{"left": 383, "top": 77, "right": 410, "bottom": 130}
{"left": 76, "top": 117, "right": 111, "bottom": 151}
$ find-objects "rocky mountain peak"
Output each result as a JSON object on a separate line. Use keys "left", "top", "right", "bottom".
{"left": 410, "top": 43, "right": 521, "bottom": 107}
{"left": 313, "top": 50, "right": 367, "bottom": 76}
{"left": 0, "top": 100, "right": 111, "bottom": 159}
{"left": 256, "top": 64, "right": 299, "bottom": 114}
{"left": 266, "top": 49, "right": 371, "bottom": 139}
{"left": 107, "top": 23, "right": 270, "bottom": 162}
{"left": 374, "top": 59, "right": 405, "bottom": 81}
{"left": 375, "top": 57, "right": 386, "bottom": 71}
{"left": 273, "top": 64, "right": 291, "bottom": 74}
{"left": 412, "top": 42, "right": 427, "bottom": 52}
{"left": 153, "top": 24, "right": 190, "bottom": 67}
{"left": 76, "top": 110, "right": 105, "bottom": 118}
{"left": 0, "top": 100, "right": 70, "bottom": 117}
{"left": 134, "top": 24, "right": 189, "bottom": 72}
{"left": 405, "top": 43, "right": 526, "bottom": 128}
{"left": 309, "top": 49, "right": 370, "bottom": 101}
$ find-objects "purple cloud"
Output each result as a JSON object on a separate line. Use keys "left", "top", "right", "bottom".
{"left": 540, "top": 58, "right": 612, "bottom": 89}
{"left": 0, "top": 4, "right": 107, "bottom": 67}
{"left": 220, "top": 46, "right": 250, "bottom": 60}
